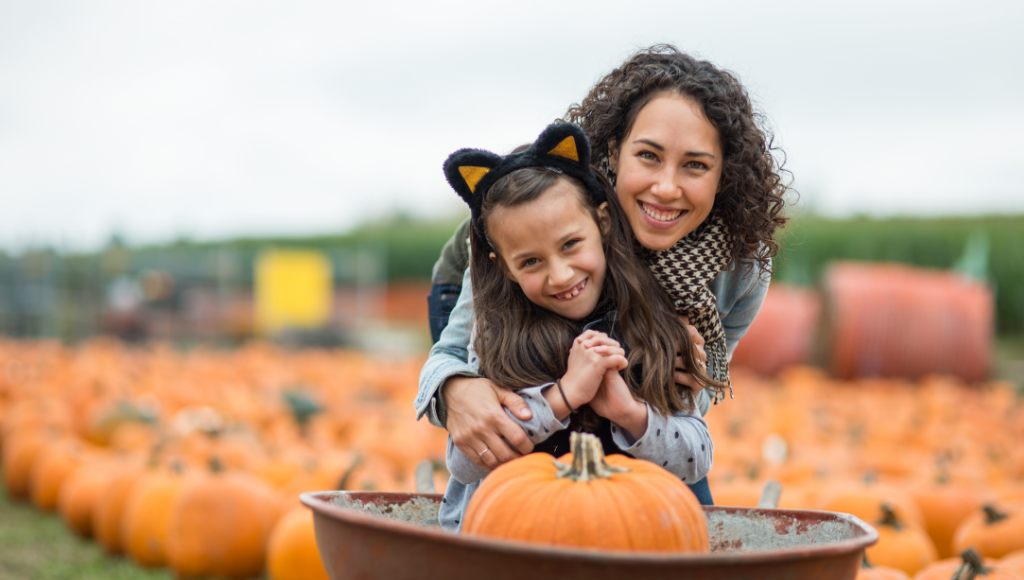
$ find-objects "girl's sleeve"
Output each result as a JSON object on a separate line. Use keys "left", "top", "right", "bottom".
{"left": 415, "top": 265, "right": 478, "bottom": 428}
{"left": 608, "top": 406, "right": 713, "bottom": 484}
{"left": 445, "top": 383, "right": 570, "bottom": 484}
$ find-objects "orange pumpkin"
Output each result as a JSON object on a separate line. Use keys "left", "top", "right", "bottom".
{"left": 911, "top": 480, "right": 989, "bottom": 559}
{"left": 1000, "top": 549, "right": 1024, "bottom": 574}
{"left": 953, "top": 504, "right": 1024, "bottom": 559}
{"left": 57, "top": 460, "right": 122, "bottom": 537}
{"left": 864, "top": 504, "right": 937, "bottom": 576}
{"left": 92, "top": 459, "right": 146, "bottom": 555}
{"left": 1, "top": 427, "right": 60, "bottom": 498}
{"left": 166, "top": 459, "right": 277, "bottom": 579}
{"left": 120, "top": 463, "right": 192, "bottom": 568}
{"left": 463, "top": 432, "right": 709, "bottom": 552}
{"left": 914, "top": 548, "right": 1024, "bottom": 580}
{"left": 266, "top": 506, "right": 329, "bottom": 580}
{"left": 816, "top": 480, "right": 925, "bottom": 529}
{"left": 275, "top": 452, "right": 362, "bottom": 520}
{"left": 28, "top": 438, "right": 97, "bottom": 511}
{"left": 911, "top": 557, "right": 962, "bottom": 580}
{"left": 855, "top": 558, "right": 910, "bottom": 580}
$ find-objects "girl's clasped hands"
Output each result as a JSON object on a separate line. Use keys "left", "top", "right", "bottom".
{"left": 553, "top": 329, "right": 648, "bottom": 440}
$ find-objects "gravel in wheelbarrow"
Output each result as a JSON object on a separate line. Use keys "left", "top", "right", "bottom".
{"left": 301, "top": 491, "right": 878, "bottom": 580}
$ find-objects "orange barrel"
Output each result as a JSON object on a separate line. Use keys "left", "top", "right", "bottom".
{"left": 823, "top": 261, "right": 993, "bottom": 382}
{"left": 731, "top": 283, "right": 821, "bottom": 376}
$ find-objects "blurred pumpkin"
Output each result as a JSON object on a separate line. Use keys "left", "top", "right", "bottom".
{"left": 166, "top": 459, "right": 277, "bottom": 579}
{"left": 120, "top": 462, "right": 193, "bottom": 568}
{"left": 952, "top": 504, "right": 1024, "bottom": 560}
{"left": 57, "top": 459, "right": 123, "bottom": 537}
{"left": 266, "top": 506, "right": 329, "bottom": 580}
{"left": 864, "top": 504, "right": 937, "bottom": 576}
{"left": 92, "top": 458, "right": 147, "bottom": 555}
{"left": 913, "top": 548, "right": 1024, "bottom": 580}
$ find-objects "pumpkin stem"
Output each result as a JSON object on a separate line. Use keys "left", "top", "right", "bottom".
{"left": 337, "top": 453, "right": 363, "bottom": 490}
{"left": 951, "top": 548, "right": 989, "bottom": 580}
{"left": 553, "top": 432, "right": 629, "bottom": 482}
{"left": 877, "top": 504, "right": 902, "bottom": 530}
{"left": 982, "top": 504, "right": 1008, "bottom": 525}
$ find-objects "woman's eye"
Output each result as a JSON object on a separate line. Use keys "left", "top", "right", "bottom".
{"left": 563, "top": 239, "right": 580, "bottom": 250}
{"left": 521, "top": 258, "right": 539, "bottom": 268}
{"left": 686, "top": 160, "right": 708, "bottom": 170}
{"left": 639, "top": 151, "right": 658, "bottom": 161}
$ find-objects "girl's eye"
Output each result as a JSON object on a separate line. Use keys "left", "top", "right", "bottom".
{"left": 520, "top": 258, "right": 539, "bottom": 268}
{"left": 563, "top": 239, "right": 580, "bottom": 250}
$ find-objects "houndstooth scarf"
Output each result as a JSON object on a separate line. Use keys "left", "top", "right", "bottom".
{"left": 643, "top": 211, "right": 734, "bottom": 402}
{"left": 599, "top": 156, "right": 734, "bottom": 402}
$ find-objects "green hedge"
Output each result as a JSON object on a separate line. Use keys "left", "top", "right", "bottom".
{"left": 115, "top": 212, "right": 1024, "bottom": 334}
{"left": 772, "top": 215, "right": 1024, "bottom": 334}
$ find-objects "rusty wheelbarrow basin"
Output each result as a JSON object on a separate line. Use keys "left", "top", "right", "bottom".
{"left": 301, "top": 491, "right": 878, "bottom": 580}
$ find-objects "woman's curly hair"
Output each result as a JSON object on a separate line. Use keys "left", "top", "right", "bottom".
{"left": 564, "top": 44, "right": 791, "bottom": 273}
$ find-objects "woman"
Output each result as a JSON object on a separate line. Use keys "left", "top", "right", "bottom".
{"left": 416, "top": 44, "right": 789, "bottom": 499}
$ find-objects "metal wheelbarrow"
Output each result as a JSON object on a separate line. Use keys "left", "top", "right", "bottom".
{"left": 301, "top": 485, "right": 878, "bottom": 580}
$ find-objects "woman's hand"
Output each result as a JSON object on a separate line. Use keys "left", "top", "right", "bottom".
{"left": 442, "top": 376, "right": 535, "bottom": 470}
{"left": 674, "top": 315, "right": 707, "bottom": 396}
{"left": 590, "top": 369, "right": 648, "bottom": 440}
{"left": 548, "top": 330, "right": 628, "bottom": 419}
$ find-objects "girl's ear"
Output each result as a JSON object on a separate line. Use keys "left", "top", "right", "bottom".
{"left": 597, "top": 202, "right": 611, "bottom": 235}
{"left": 489, "top": 251, "right": 515, "bottom": 280}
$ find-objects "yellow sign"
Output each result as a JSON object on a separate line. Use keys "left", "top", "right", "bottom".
{"left": 255, "top": 250, "right": 332, "bottom": 334}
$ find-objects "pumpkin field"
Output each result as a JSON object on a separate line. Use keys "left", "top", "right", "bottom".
{"left": 1, "top": 336, "right": 1023, "bottom": 579}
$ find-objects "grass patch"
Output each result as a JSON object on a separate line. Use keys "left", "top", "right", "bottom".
{"left": 0, "top": 483, "right": 174, "bottom": 580}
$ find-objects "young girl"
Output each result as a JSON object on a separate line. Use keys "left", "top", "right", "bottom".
{"left": 437, "top": 122, "right": 722, "bottom": 532}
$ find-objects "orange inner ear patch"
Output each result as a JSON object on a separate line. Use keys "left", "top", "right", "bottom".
{"left": 459, "top": 166, "right": 491, "bottom": 194}
{"left": 547, "top": 136, "right": 579, "bottom": 162}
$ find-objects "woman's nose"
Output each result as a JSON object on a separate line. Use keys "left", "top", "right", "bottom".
{"left": 650, "top": 167, "right": 682, "bottom": 200}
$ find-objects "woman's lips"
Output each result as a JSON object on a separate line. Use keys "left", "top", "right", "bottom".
{"left": 639, "top": 201, "right": 686, "bottom": 228}
{"left": 552, "top": 278, "right": 588, "bottom": 300}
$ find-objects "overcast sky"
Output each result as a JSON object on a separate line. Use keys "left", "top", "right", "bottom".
{"left": 1, "top": 0, "right": 1022, "bottom": 251}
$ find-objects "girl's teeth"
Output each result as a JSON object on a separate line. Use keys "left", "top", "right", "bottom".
{"left": 558, "top": 280, "right": 585, "bottom": 299}
{"left": 641, "top": 202, "right": 683, "bottom": 222}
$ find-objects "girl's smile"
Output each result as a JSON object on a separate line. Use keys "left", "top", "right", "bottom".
{"left": 552, "top": 277, "right": 588, "bottom": 301}
{"left": 486, "top": 179, "right": 609, "bottom": 321}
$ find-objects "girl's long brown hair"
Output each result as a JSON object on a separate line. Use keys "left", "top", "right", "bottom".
{"left": 471, "top": 168, "right": 725, "bottom": 428}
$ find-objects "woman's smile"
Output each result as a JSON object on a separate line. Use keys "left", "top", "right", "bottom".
{"left": 639, "top": 200, "right": 686, "bottom": 226}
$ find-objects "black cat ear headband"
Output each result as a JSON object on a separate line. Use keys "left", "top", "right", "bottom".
{"left": 443, "top": 122, "right": 606, "bottom": 249}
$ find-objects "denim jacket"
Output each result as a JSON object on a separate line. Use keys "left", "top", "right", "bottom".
{"left": 414, "top": 258, "right": 770, "bottom": 427}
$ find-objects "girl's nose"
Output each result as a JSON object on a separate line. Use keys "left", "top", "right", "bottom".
{"left": 549, "top": 259, "right": 575, "bottom": 287}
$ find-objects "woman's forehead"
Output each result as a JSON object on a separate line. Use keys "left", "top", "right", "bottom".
{"left": 628, "top": 93, "right": 720, "bottom": 153}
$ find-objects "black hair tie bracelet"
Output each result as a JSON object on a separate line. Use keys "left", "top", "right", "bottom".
{"left": 556, "top": 378, "right": 577, "bottom": 414}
